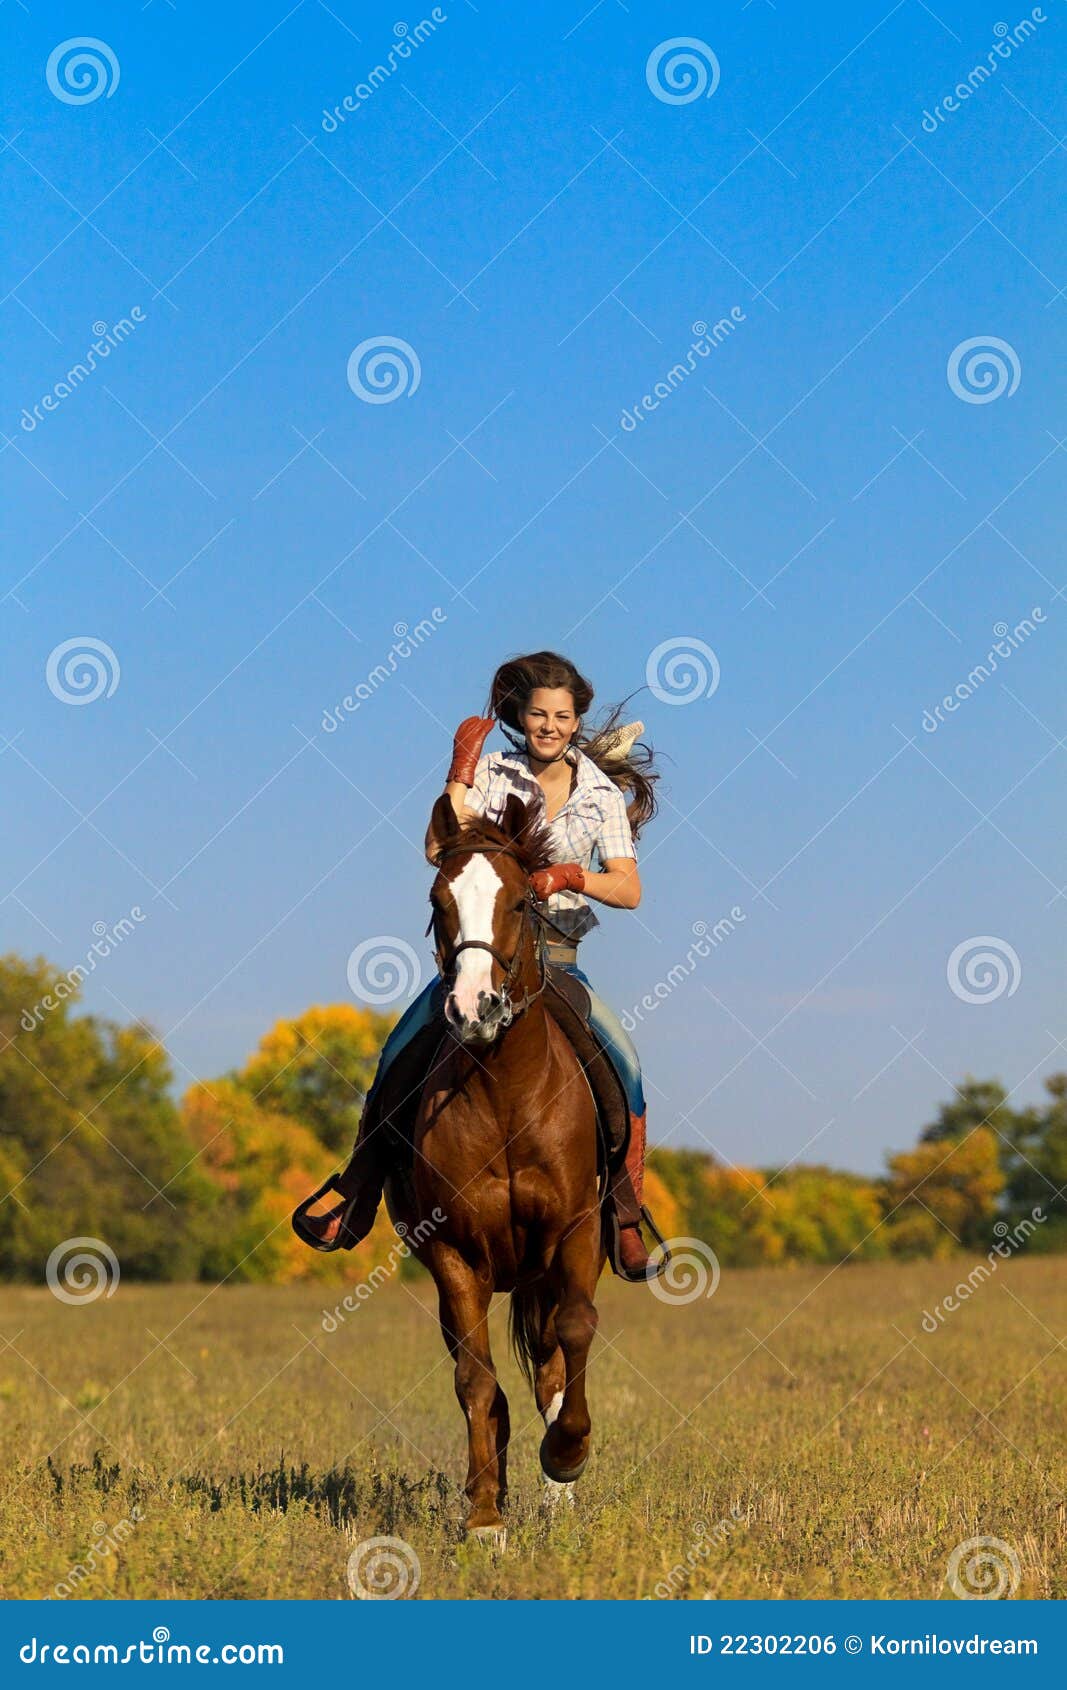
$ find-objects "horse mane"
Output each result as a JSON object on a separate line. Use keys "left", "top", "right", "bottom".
{"left": 456, "top": 803, "right": 556, "bottom": 877}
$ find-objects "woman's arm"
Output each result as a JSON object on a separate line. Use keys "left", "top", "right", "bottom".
{"left": 532, "top": 857, "right": 641, "bottom": 910}
{"left": 424, "top": 716, "right": 495, "bottom": 865}
{"left": 580, "top": 856, "right": 642, "bottom": 911}
{"left": 578, "top": 784, "right": 641, "bottom": 908}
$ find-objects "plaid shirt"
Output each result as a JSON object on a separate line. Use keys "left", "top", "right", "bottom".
{"left": 465, "top": 744, "right": 636, "bottom": 941}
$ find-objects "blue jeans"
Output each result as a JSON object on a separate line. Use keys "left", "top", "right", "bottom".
{"left": 375, "top": 966, "right": 645, "bottom": 1117}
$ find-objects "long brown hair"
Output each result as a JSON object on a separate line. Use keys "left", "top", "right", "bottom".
{"left": 484, "top": 651, "right": 659, "bottom": 840}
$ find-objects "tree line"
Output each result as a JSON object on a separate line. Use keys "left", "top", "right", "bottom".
{"left": 1, "top": 953, "right": 1063, "bottom": 1283}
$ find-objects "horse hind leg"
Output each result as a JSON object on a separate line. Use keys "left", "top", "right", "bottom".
{"left": 539, "top": 1376, "right": 577, "bottom": 1512}
{"left": 539, "top": 1216, "right": 599, "bottom": 1486}
{"left": 528, "top": 1310, "right": 575, "bottom": 1512}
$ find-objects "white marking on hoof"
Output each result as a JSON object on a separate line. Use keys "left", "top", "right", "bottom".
{"left": 540, "top": 1393, "right": 584, "bottom": 1492}
{"left": 541, "top": 1477, "right": 576, "bottom": 1512}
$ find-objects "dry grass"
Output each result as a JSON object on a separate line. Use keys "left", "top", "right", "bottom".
{"left": 1, "top": 1257, "right": 1065, "bottom": 1599}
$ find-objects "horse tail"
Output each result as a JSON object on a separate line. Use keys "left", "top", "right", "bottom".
{"left": 508, "top": 1283, "right": 551, "bottom": 1389}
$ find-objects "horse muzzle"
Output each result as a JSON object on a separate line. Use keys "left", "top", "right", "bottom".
{"left": 444, "top": 990, "right": 513, "bottom": 1045}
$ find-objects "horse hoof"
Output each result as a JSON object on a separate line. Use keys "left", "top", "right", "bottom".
{"left": 467, "top": 1524, "right": 508, "bottom": 1552}
{"left": 539, "top": 1432, "right": 588, "bottom": 1484}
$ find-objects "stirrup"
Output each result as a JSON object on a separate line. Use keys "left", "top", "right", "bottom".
{"left": 291, "top": 1175, "right": 370, "bottom": 1254}
{"left": 606, "top": 1205, "right": 672, "bottom": 1283}
{"left": 640, "top": 1204, "right": 671, "bottom": 1271}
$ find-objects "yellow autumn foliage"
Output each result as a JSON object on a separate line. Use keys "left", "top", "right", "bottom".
{"left": 182, "top": 1079, "right": 405, "bottom": 1286}
{"left": 885, "top": 1126, "right": 1004, "bottom": 1255}
{"left": 642, "top": 1163, "right": 682, "bottom": 1244}
{"left": 235, "top": 1003, "right": 397, "bottom": 1155}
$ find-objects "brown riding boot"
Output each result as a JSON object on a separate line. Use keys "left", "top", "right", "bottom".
{"left": 292, "top": 1014, "right": 449, "bottom": 1252}
{"left": 606, "top": 1109, "right": 670, "bottom": 1282}
{"left": 291, "top": 1128, "right": 388, "bottom": 1252}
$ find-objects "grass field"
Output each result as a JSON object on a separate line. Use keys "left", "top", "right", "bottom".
{"left": 1, "top": 1257, "right": 1064, "bottom": 1600}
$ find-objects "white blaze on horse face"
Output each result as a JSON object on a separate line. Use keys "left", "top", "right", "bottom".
{"left": 448, "top": 856, "right": 503, "bottom": 1024}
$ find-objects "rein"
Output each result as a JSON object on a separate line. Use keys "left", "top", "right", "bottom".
{"left": 426, "top": 841, "right": 565, "bottom": 1024}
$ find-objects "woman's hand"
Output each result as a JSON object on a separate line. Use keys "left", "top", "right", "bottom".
{"left": 530, "top": 862, "right": 586, "bottom": 900}
{"left": 447, "top": 715, "right": 495, "bottom": 786}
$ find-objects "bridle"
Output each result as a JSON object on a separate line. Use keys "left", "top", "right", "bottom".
{"left": 425, "top": 840, "right": 562, "bottom": 1025}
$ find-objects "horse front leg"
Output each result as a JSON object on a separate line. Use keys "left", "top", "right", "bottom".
{"left": 539, "top": 1212, "right": 599, "bottom": 1485}
{"left": 436, "top": 1257, "right": 509, "bottom": 1541}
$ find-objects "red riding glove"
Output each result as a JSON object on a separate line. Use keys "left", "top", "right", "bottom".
{"left": 530, "top": 862, "right": 586, "bottom": 900}
{"left": 447, "top": 715, "right": 495, "bottom": 786}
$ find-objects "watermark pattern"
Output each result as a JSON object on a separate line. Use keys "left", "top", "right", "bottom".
{"left": 53, "top": 1509, "right": 145, "bottom": 1598}
{"left": 347, "top": 336, "right": 421, "bottom": 404}
{"left": 321, "top": 12, "right": 447, "bottom": 131}
{"left": 919, "top": 12, "right": 1049, "bottom": 133}
{"left": 646, "top": 39, "right": 720, "bottom": 105}
{"left": 619, "top": 311, "right": 746, "bottom": 431}
{"left": 646, "top": 637, "right": 720, "bottom": 705}
{"left": 920, "top": 1209, "right": 1046, "bottom": 1332}
{"left": 46, "top": 638, "right": 121, "bottom": 705}
{"left": 321, "top": 612, "right": 447, "bottom": 732}
{"left": 45, "top": 1238, "right": 120, "bottom": 1305}
{"left": 9, "top": 0, "right": 1067, "bottom": 1612}
{"left": 621, "top": 911, "right": 745, "bottom": 1032}
{"left": 921, "top": 610, "right": 1045, "bottom": 732}
{"left": 946, "top": 1534, "right": 1021, "bottom": 1599}
{"left": 346, "top": 1535, "right": 421, "bottom": 1599}
{"left": 648, "top": 1237, "right": 721, "bottom": 1305}
{"left": 46, "top": 38, "right": 120, "bottom": 105}
{"left": 321, "top": 1211, "right": 446, "bottom": 1331}
{"left": 947, "top": 336, "right": 1021, "bottom": 403}
{"left": 654, "top": 1508, "right": 746, "bottom": 1598}
{"left": 346, "top": 936, "right": 422, "bottom": 1004}
{"left": 20, "top": 910, "right": 147, "bottom": 1032}
{"left": 19, "top": 311, "right": 146, "bottom": 432}
{"left": 947, "top": 936, "right": 1021, "bottom": 1004}
{"left": 19, "top": 1632, "right": 284, "bottom": 1665}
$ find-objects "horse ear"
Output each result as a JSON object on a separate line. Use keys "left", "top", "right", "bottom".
{"left": 430, "top": 791, "right": 460, "bottom": 856}
{"left": 498, "top": 793, "right": 530, "bottom": 841}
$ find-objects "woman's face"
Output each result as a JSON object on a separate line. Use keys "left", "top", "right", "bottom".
{"left": 520, "top": 687, "right": 578, "bottom": 760}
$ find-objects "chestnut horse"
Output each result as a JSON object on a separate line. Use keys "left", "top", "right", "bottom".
{"left": 383, "top": 790, "right": 602, "bottom": 1540}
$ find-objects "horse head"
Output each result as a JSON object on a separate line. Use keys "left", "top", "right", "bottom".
{"left": 427, "top": 791, "right": 553, "bottom": 1045}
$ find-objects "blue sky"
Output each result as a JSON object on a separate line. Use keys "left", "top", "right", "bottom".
{"left": 3, "top": 0, "right": 1065, "bottom": 1175}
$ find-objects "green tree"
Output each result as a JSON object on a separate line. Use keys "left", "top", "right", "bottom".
{"left": 0, "top": 954, "right": 209, "bottom": 1280}
{"left": 1003, "top": 1073, "right": 1067, "bottom": 1249}
{"left": 919, "top": 1077, "right": 1022, "bottom": 1151}
{"left": 884, "top": 1126, "right": 1003, "bottom": 1255}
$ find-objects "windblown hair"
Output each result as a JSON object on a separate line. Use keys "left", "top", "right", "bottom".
{"left": 485, "top": 650, "right": 660, "bottom": 840}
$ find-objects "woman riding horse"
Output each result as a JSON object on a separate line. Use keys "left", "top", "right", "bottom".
{"left": 293, "top": 650, "right": 665, "bottom": 1281}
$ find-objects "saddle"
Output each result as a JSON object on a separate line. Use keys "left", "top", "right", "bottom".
{"left": 365, "top": 970, "right": 631, "bottom": 1179}
{"left": 543, "top": 964, "right": 631, "bottom": 1173}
